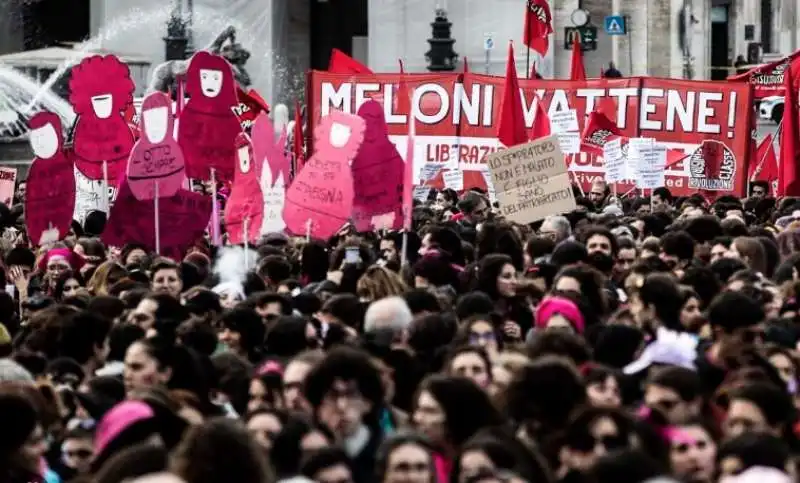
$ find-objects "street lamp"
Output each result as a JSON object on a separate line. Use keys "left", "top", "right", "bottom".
{"left": 164, "top": 0, "right": 189, "bottom": 61}
{"left": 425, "top": 8, "right": 458, "bottom": 72}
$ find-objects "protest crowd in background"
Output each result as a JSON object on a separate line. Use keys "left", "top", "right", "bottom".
{"left": 6, "top": 1, "right": 800, "bottom": 482}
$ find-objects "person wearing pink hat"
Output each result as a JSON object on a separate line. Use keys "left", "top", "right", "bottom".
{"left": 534, "top": 295, "right": 585, "bottom": 334}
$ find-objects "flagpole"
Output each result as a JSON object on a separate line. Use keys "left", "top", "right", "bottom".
{"left": 526, "top": 48, "right": 531, "bottom": 79}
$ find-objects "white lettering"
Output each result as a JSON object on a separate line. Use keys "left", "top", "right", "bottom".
{"left": 640, "top": 88, "right": 663, "bottom": 130}
{"left": 666, "top": 90, "right": 694, "bottom": 132}
{"left": 697, "top": 92, "right": 723, "bottom": 134}
{"left": 454, "top": 83, "right": 480, "bottom": 126}
{"left": 548, "top": 90, "right": 570, "bottom": 115}
{"left": 520, "top": 88, "right": 536, "bottom": 126}
{"left": 321, "top": 82, "right": 351, "bottom": 116}
{"left": 577, "top": 89, "right": 605, "bottom": 115}
{"left": 384, "top": 84, "right": 407, "bottom": 124}
{"left": 354, "top": 83, "right": 380, "bottom": 111}
{"left": 482, "top": 85, "right": 494, "bottom": 126}
{"left": 609, "top": 88, "right": 637, "bottom": 129}
{"left": 413, "top": 83, "right": 449, "bottom": 124}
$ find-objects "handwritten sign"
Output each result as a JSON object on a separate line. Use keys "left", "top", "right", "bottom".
{"left": 177, "top": 51, "right": 242, "bottom": 182}
{"left": 419, "top": 162, "right": 443, "bottom": 183}
{"left": 351, "top": 100, "right": 404, "bottom": 231}
{"left": 68, "top": 55, "right": 135, "bottom": 180}
{"left": 602, "top": 138, "right": 625, "bottom": 183}
{"left": 127, "top": 91, "right": 185, "bottom": 200}
{"left": 626, "top": 137, "right": 653, "bottom": 180}
{"left": 556, "top": 132, "right": 581, "bottom": 154}
{"left": 74, "top": 167, "right": 111, "bottom": 223}
{"left": 0, "top": 168, "right": 17, "bottom": 205}
{"left": 478, "top": 164, "right": 497, "bottom": 203}
{"left": 283, "top": 110, "right": 365, "bottom": 239}
{"left": 443, "top": 170, "right": 464, "bottom": 191}
{"left": 485, "top": 135, "right": 576, "bottom": 224}
{"left": 413, "top": 186, "right": 430, "bottom": 200}
{"left": 636, "top": 144, "right": 667, "bottom": 189}
{"left": 550, "top": 109, "right": 579, "bottom": 133}
{"left": 25, "top": 112, "right": 75, "bottom": 245}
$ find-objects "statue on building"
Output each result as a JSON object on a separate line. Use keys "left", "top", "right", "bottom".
{"left": 148, "top": 25, "right": 252, "bottom": 94}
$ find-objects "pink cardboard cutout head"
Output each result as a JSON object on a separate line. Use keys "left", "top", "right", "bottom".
{"left": 103, "top": 179, "right": 211, "bottom": 258}
{"left": 251, "top": 112, "right": 289, "bottom": 187}
{"left": 68, "top": 55, "right": 135, "bottom": 181}
{"left": 126, "top": 91, "right": 186, "bottom": 200}
{"left": 225, "top": 133, "right": 264, "bottom": 244}
{"left": 25, "top": 111, "right": 75, "bottom": 245}
{"left": 178, "top": 51, "right": 242, "bottom": 182}
{"left": 351, "top": 100, "right": 404, "bottom": 232}
{"left": 283, "top": 109, "right": 365, "bottom": 239}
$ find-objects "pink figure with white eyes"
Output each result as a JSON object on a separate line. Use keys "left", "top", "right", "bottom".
{"left": 225, "top": 133, "right": 264, "bottom": 244}
{"left": 126, "top": 91, "right": 186, "bottom": 200}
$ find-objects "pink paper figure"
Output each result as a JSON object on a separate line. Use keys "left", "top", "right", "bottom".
{"left": 225, "top": 133, "right": 264, "bottom": 244}
{"left": 178, "top": 51, "right": 242, "bottom": 182}
{"left": 351, "top": 100, "right": 404, "bottom": 232}
{"left": 68, "top": 55, "right": 135, "bottom": 181}
{"left": 283, "top": 109, "right": 365, "bottom": 239}
{"left": 126, "top": 91, "right": 186, "bottom": 200}
{"left": 24, "top": 112, "right": 76, "bottom": 245}
{"left": 251, "top": 113, "right": 290, "bottom": 234}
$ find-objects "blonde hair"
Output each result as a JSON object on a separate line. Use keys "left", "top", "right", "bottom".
{"left": 87, "top": 261, "right": 127, "bottom": 295}
{"left": 356, "top": 265, "right": 409, "bottom": 301}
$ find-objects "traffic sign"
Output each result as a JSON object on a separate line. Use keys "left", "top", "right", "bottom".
{"left": 564, "top": 26, "right": 598, "bottom": 51}
{"left": 604, "top": 15, "right": 626, "bottom": 35}
{"left": 483, "top": 33, "right": 494, "bottom": 51}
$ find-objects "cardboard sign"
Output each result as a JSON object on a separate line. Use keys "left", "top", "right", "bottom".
{"left": 251, "top": 113, "right": 289, "bottom": 234}
{"left": 126, "top": 92, "right": 185, "bottom": 200}
{"left": 602, "top": 138, "right": 625, "bottom": 183}
{"left": 351, "top": 100, "right": 404, "bottom": 232}
{"left": 485, "top": 135, "right": 576, "bottom": 224}
{"left": 225, "top": 133, "right": 264, "bottom": 244}
{"left": 68, "top": 55, "right": 135, "bottom": 181}
{"left": 443, "top": 170, "right": 464, "bottom": 191}
{"left": 283, "top": 109, "right": 365, "bottom": 239}
{"left": 178, "top": 51, "right": 242, "bottom": 182}
{"left": 25, "top": 112, "right": 75, "bottom": 245}
{"left": 73, "top": 167, "right": 111, "bottom": 223}
{"left": 103, "top": 180, "right": 211, "bottom": 257}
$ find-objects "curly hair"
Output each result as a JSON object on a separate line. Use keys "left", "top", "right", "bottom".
{"left": 68, "top": 55, "right": 134, "bottom": 115}
{"left": 357, "top": 265, "right": 408, "bottom": 301}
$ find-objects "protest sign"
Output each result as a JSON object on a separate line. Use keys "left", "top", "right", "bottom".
{"left": 485, "top": 135, "right": 575, "bottom": 224}
{"left": 556, "top": 132, "right": 581, "bottom": 154}
{"left": 68, "top": 55, "right": 135, "bottom": 181}
{"left": 636, "top": 143, "right": 667, "bottom": 189}
{"left": 74, "top": 167, "right": 111, "bottom": 223}
{"left": 549, "top": 109, "right": 579, "bottom": 133}
{"left": 443, "top": 170, "right": 464, "bottom": 191}
{"left": 0, "top": 168, "right": 16, "bottom": 206}
{"left": 419, "top": 162, "right": 443, "bottom": 184}
{"left": 283, "top": 110, "right": 364, "bottom": 239}
{"left": 251, "top": 113, "right": 289, "bottom": 234}
{"left": 126, "top": 91, "right": 185, "bottom": 200}
{"left": 627, "top": 137, "right": 654, "bottom": 180}
{"left": 728, "top": 51, "right": 800, "bottom": 99}
{"left": 25, "top": 112, "right": 74, "bottom": 245}
{"left": 351, "top": 100, "right": 404, "bottom": 231}
{"left": 308, "top": 72, "right": 751, "bottom": 195}
{"left": 178, "top": 51, "right": 242, "bottom": 182}
{"left": 225, "top": 133, "right": 264, "bottom": 244}
{"left": 413, "top": 186, "right": 431, "bottom": 200}
{"left": 602, "top": 138, "right": 625, "bottom": 183}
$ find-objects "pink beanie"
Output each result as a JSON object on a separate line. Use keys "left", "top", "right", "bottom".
{"left": 535, "top": 296, "right": 585, "bottom": 334}
{"left": 94, "top": 401, "right": 155, "bottom": 457}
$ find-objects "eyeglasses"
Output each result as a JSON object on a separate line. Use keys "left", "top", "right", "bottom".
{"left": 572, "top": 432, "right": 629, "bottom": 453}
{"left": 64, "top": 448, "right": 92, "bottom": 459}
{"left": 469, "top": 332, "right": 496, "bottom": 344}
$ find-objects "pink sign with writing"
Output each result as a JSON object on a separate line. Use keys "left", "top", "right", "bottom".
{"left": 283, "top": 110, "right": 364, "bottom": 239}
{"left": 177, "top": 51, "right": 242, "bottom": 182}
{"left": 351, "top": 100, "right": 404, "bottom": 231}
{"left": 25, "top": 112, "right": 75, "bottom": 245}
{"left": 252, "top": 113, "right": 290, "bottom": 234}
{"left": 68, "top": 55, "right": 135, "bottom": 181}
{"left": 126, "top": 91, "right": 186, "bottom": 200}
{"left": 225, "top": 133, "right": 264, "bottom": 244}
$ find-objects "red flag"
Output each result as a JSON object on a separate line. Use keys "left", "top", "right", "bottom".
{"left": 529, "top": 94, "right": 551, "bottom": 140}
{"left": 523, "top": 0, "right": 553, "bottom": 56}
{"left": 752, "top": 135, "right": 778, "bottom": 188}
{"left": 529, "top": 61, "right": 537, "bottom": 79}
{"left": 780, "top": 66, "right": 800, "bottom": 196}
{"left": 497, "top": 42, "right": 528, "bottom": 147}
{"left": 293, "top": 101, "right": 304, "bottom": 174}
{"left": 328, "top": 48, "right": 373, "bottom": 74}
{"left": 570, "top": 36, "right": 586, "bottom": 81}
{"left": 463, "top": 57, "right": 470, "bottom": 73}
{"left": 750, "top": 134, "right": 774, "bottom": 180}
{"left": 596, "top": 95, "right": 618, "bottom": 126}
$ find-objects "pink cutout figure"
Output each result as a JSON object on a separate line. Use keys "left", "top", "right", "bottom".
{"left": 68, "top": 55, "right": 135, "bottom": 181}
{"left": 283, "top": 109, "right": 365, "bottom": 239}
{"left": 225, "top": 133, "right": 264, "bottom": 244}
{"left": 126, "top": 92, "right": 186, "bottom": 200}
{"left": 251, "top": 113, "right": 290, "bottom": 234}
{"left": 351, "top": 100, "right": 404, "bottom": 232}
{"left": 25, "top": 112, "right": 76, "bottom": 245}
{"left": 178, "top": 51, "right": 242, "bottom": 182}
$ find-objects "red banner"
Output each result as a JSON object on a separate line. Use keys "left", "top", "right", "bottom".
{"left": 728, "top": 52, "right": 800, "bottom": 99}
{"left": 307, "top": 72, "right": 753, "bottom": 197}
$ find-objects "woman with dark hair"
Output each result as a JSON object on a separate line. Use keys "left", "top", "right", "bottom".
{"left": 270, "top": 416, "right": 333, "bottom": 480}
{"left": 411, "top": 375, "right": 505, "bottom": 482}
{"left": 552, "top": 264, "right": 609, "bottom": 322}
{"left": 474, "top": 254, "right": 533, "bottom": 337}
{"left": 454, "top": 314, "right": 503, "bottom": 358}
{"left": 375, "top": 432, "right": 436, "bottom": 483}
{"left": 53, "top": 271, "right": 85, "bottom": 301}
{"left": 450, "top": 427, "right": 554, "bottom": 483}
{"left": 246, "top": 407, "right": 288, "bottom": 452}
{"left": 214, "top": 307, "right": 266, "bottom": 363}
{"left": 0, "top": 391, "right": 48, "bottom": 483}
{"left": 443, "top": 346, "right": 493, "bottom": 391}
{"left": 301, "top": 240, "right": 329, "bottom": 286}
{"left": 475, "top": 222, "right": 525, "bottom": 272}
{"left": 581, "top": 364, "right": 623, "bottom": 409}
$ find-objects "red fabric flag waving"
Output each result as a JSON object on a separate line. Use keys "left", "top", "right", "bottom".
{"left": 780, "top": 66, "right": 800, "bottom": 196}
{"left": 497, "top": 42, "right": 528, "bottom": 147}
{"left": 752, "top": 134, "right": 778, "bottom": 192}
{"left": 529, "top": 94, "right": 551, "bottom": 140}
{"left": 570, "top": 36, "right": 586, "bottom": 81}
{"left": 750, "top": 134, "right": 774, "bottom": 180}
{"left": 328, "top": 49, "right": 373, "bottom": 74}
{"left": 523, "top": 0, "right": 553, "bottom": 56}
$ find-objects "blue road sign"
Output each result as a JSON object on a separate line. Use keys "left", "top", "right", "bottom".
{"left": 604, "top": 15, "right": 626, "bottom": 35}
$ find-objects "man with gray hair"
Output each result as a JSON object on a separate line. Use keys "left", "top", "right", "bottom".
{"left": 539, "top": 215, "right": 572, "bottom": 244}
{"left": 363, "top": 296, "right": 414, "bottom": 343}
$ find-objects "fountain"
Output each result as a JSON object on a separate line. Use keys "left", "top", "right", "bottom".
{"left": 0, "top": 66, "right": 75, "bottom": 140}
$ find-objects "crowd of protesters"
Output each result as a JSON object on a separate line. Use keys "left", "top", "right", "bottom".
{"left": 1, "top": 176, "right": 799, "bottom": 483}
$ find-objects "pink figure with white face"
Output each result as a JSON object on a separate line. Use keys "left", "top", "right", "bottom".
{"left": 177, "top": 51, "right": 242, "bottom": 182}
{"left": 283, "top": 109, "right": 365, "bottom": 239}
{"left": 225, "top": 133, "right": 264, "bottom": 244}
{"left": 126, "top": 91, "right": 186, "bottom": 200}
{"left": 68, "top": 55, "right": 135, "bottom": 181}
{"left": 252, "top": 113, "right": 290, "bottom": 234}
{"left": 24, "top": 112, "right": 76, "bottom": 245}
